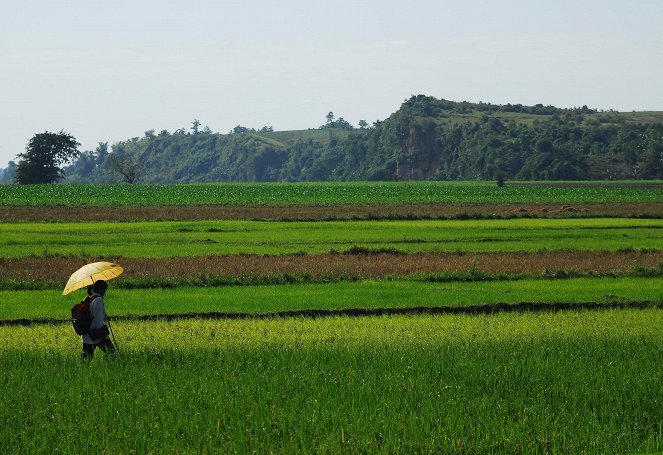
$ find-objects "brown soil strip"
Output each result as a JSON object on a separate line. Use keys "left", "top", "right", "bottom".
{"left": 2, "top": 300, "right": 661, "bottom": 327}
{"left": 2, "top": 251, "right": 662, "bottom": 283}
{"left": 2, "top": 202, "right": 663, "bottom": 222}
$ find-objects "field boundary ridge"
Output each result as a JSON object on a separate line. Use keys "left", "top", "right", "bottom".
{"left": 2, "top": 300, "right": 662, "bottom": 327}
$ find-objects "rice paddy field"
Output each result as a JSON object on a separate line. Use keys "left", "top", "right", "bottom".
{"left": 1, "top": 181, "right": 662, "bottom": 454}
{"left": 2, "top": 218, "right": 663, "bottom": 258}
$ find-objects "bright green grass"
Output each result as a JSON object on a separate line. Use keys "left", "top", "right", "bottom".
{"left": 1, "top": 181, "right": 661, "bottom": 206}
{"left": 1, "top": 311, "right": 661, "bottom": 453}
{"left": 2, "top": 218, "right": 662, "bottom": 258}
{"left": 1, "top": 277, "right": 661, "bottom": 321}
{"left": 255, "top": 128, "right": 351, "bottom": 145}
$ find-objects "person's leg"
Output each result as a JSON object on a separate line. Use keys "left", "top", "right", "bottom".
{"left": 97, "top": 338, "right": 116, "bottom": 354}
{"left": 81, "top": 343, "right": 95, "bottom": 360}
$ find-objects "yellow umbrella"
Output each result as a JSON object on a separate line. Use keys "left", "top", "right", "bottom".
{"left": 63, "top": 262, "right": 124, "bottom": 295}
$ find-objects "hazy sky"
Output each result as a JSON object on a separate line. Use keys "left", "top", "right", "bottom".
{"left": 1, "top": 0, "right": 662, "bottom": 168}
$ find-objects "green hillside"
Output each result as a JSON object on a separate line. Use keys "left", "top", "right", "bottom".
{"left": 54, "top": 96, "right": 663, "bottom": 183}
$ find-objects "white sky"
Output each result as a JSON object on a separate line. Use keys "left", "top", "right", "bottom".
{"left": 1, "top": 0, "right": 662, "bottom": 168}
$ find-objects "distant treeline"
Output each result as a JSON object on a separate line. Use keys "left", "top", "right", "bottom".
{"left": 3, "top": 95, "right": 662, "bottom": 184}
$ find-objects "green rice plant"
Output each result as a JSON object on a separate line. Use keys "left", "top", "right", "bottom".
{"left": 1, "top": 277, "right": 662, "bottom": 321}
{"left": 1, "top": 310, "right": 661, "bottom": 453}
{"left": 1, "top": 218, "right": 662, "bottom": 258}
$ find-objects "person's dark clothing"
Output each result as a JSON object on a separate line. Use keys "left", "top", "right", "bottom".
{"left": 81, "top": 293, "right": 109, "bottom": 345}
{"left": 80, "top": 291, "right": 115, "bottom": 360}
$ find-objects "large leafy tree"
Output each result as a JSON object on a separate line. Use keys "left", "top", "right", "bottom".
{"left": 15, "top": 131, "right": 80, "bottom": 184}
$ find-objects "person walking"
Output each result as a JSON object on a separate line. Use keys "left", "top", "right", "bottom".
{"left": 81, "top": 280, "right": 116, "bottom": 360}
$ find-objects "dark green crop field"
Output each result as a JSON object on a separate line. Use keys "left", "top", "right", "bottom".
{"left": 1, "top": 181, "right": 661, "bottom": 206}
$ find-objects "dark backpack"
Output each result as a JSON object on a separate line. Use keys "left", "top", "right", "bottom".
{"left": 71, "top": 296, "right": 93, "bottom": 335}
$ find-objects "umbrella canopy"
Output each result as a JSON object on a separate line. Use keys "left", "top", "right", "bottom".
{"left": 63, "top": 262, "right": 124, "bottom": 295}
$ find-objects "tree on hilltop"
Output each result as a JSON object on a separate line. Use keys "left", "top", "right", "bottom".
{"left": 326, "top": 112, "right": 335, "bottom": 126}
{"left": 191, "top": 119, "right": 201, "bottom": 134}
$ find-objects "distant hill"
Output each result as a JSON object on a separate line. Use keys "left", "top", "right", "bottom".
{"left": 59, "top": 95, "right": 663, "bottom": 183}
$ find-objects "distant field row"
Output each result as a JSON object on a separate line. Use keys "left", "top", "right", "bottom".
{"left": 2, "top": 277, "right": 662, "bottom": 321}
{"left": 2, "top": 218, "right": 662, "bottom": 258}
{"left": 2, "top": 250, "right": 662, "bottom": 289}
{"left": 1, "top": 181, "right": 662, "bottom": 206}
{"left": 3, "top": 202, "right": 663, "bottom": 222}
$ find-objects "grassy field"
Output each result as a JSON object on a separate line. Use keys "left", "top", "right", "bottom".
{"left": 0, "top": 276, "right": 662, "bottom": 321}
{"left": 1, "top": 311, "right": 662, "bottom": 453}
{"left": 2, "top": 181, "right": 663, "bottom": 453}
{"left": 2, "top": 218, "right": 663, "bottom": 258}
{"left": 256, "top": 127, "right": 352, "bottom": 145}
{"left": 1, "top": 181, "right": 662, "bottom": 206}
